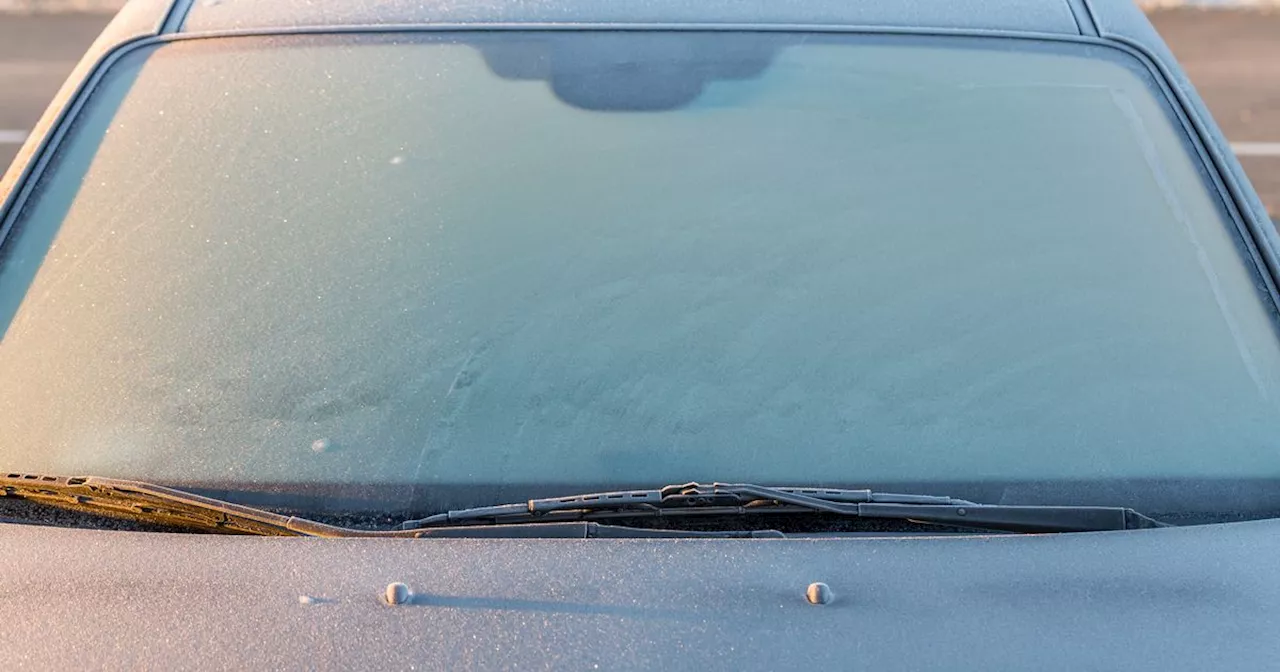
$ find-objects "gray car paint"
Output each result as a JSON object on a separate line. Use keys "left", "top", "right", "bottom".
{"left": 3, "top": 1, "right": 1278, "bottom": 669}
{"left": 3, "top": 520, "right": 1280, "bottom": 669}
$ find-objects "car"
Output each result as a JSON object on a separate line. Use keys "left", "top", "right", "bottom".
{"left": 3, "top": 0, "right": 1280, "bottom": 668}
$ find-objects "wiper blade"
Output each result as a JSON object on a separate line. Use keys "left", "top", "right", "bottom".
{"left": 401, "top": 482, "right": 1170, "bottom": 534}
{"left": 0, "top": 474, "right": 784, "bottom": 538}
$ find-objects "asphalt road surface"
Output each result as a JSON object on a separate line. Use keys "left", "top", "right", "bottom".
{"left": 0, "top": 10, "right": 1278, "bottom": 215}
{"left": 1155, "top": 8, "right": 1280, "bottom": 218}
{"left": 0, "top": 13, "right": 107, "bottom": 162}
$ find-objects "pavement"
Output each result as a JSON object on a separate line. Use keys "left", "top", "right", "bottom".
{"left": 0, "top": 12, "right": 108, "bottom": 162}
{"left": 1153, "top": 8, "right": 1280, "bottom": 216}
{"left": 0, "top": 10, "right": 1278, "bottom": 215}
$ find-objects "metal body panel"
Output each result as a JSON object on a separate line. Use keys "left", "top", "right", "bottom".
{"left": 2, "top": 520, "right": 1279, "bottom": 669}
{"left": 178, "top": 0, "right": 1081, "bottom": 35}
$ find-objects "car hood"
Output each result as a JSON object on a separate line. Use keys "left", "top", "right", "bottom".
{"left": 3, "top": 519, "right": 1279, "bottom": 670}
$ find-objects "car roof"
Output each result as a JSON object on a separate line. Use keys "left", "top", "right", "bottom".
{"left": 176, "top": 0, "right": 1086, "bottom": 35}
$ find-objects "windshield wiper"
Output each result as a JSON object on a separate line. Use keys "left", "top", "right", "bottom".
{"left": 2, "top": 474, "right": 1170, "bottom": 537}
{"left": 0, "top": 473, "right": 779, "bottom": 538}
{"left": 400, "top": 482, "right": 1170, "bottom": 534}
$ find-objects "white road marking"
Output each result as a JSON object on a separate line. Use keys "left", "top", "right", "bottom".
{"left": 0, "top": 130, "right": 30, "bottom": 145}
{"left": 1232, "top": 142, "right": 1280, "bottom": 157}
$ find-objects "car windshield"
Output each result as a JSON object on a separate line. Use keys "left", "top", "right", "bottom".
{"left": 3, "top": 31, "right": 1280, "bottom": 518}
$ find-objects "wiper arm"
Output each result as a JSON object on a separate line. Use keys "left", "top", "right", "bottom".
{"left": 0, "top": 473, "right": 418, "bottom": 537}
{"left": 5, "top": 473, "right": 355, "bottom": 536}
{"left": 401, "top": 482, "right": 1170, "bottom": 534}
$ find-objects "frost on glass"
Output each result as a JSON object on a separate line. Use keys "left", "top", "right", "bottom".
{"left": 2, "top": 34, "right": 1279, "bottom": 502}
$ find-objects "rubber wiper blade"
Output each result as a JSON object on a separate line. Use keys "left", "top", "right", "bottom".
{"left": 400, "top": 481, "right": 1169, "bottom": 534}
{"left": 0, "top": 473, "right": 408, "bottom": 537}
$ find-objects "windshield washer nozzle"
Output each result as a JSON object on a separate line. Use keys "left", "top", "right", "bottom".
{"left": 385, "top": 582, "right": 412, "bottom": 605}
{"left": 806, "top": 582, "right": 834, "bottom": 605}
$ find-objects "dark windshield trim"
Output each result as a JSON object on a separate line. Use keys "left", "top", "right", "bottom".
{"left": 161, "top": 0, "right": 199, "bottom": 35}
{"left": 3, "top": 24, "right": 1271, "bottom": 317}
